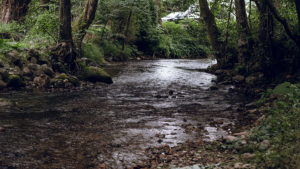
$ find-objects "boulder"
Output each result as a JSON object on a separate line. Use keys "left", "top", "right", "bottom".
{"left": 22, "top": 67, "right": 32, "bottom": 76}
{"left": 0, "top": 80, "right": 7, "bottom": 89}
{"left": 41, "top": 64, "right": 54, "bottom": 77}
{"left": 82, "top": 66, "right": 113, "bottom": 84}
{"left": 7, "top": 50, "right": 23, "bottom": 68}
{"left": 0, "top": 68, "right": 9, "bottom": 80}
{"left": 33, "top": 74, "right": 50, "bottom": 88}
{"left": 7, "top": 75, "right": 25, "bottom": 88}
{"left": 232, "top": 75, "right": 245, "bottom": 83}
{"left": 245, "top": 76, "right": 257, "bottom": 86}
{"left": 50, "top": 73, "right": 80, "bottom": 88}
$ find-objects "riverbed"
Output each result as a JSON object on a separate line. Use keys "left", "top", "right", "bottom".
{"left": 0, "top": 59, "right": 245, "bottom": 169}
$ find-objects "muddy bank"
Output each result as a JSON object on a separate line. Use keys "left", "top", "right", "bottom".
{"left": 0, "top": 59, "right": 249, "bottom": 169}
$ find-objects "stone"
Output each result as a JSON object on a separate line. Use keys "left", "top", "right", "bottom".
{"left": 259, "top": 140, "right": 270, "bottom": 150}
{"left": 0, "top": 68, "right": 9, "bottom": 80}
{"left": 242, "top": 153, "right": 255, "bottom": 159}
{"left": 7, "top": 75, "right": 25, "bottom": 88}
{"left": 41, "top": 64, "right": 54, "bottom": 77}
{"left": 224, "top": 135, "right": 238, "bottom": 142}
{"left": 233, "top": 131, "right": 248, "bottom": 137}
{"left": 0, "top": 80, "right": 7, "bottom": 89}
{"left": 234, "top": 162, "right": 244, "bottom": 168}
{"left": 233, "top": 75, "right": 245, "bottom": 83}
{"left": 28, "top": 63, "right": 40, "bottom": 72}
{"left": 33, "top": 75, "right": 50, "bottom": 88}
{"left": 248, "top": 109, "right": 259, "bottom": 114}
{"left": 82, "top": 66, "right": 113, "bottom": 84}
{"left": 22, "top": 67, "right": 32, "bottom": 76}
{"left": 245, "top": 76, "right": 257, "bottom": 85}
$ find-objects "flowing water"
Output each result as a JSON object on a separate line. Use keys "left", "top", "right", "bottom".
{"left": 0, "top": 59, "right": 245, "bottom": 169}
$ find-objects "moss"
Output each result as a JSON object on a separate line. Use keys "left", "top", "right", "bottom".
{"left": 82, "top": 66, "right": 113, "bottom": 84}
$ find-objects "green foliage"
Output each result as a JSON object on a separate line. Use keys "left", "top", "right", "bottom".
{"left": 81, "top": 43, "right": 106, "bottom": 65}
{"left": 247, "top": 82, "right": 300, "bottom": 168}
{"left": 26, "top": 8, "right": 59, "bottom": 44}
{"left": 154, "top": 20, "right": 207, "bottom": 58}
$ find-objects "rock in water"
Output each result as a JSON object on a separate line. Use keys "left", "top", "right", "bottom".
{"left": 82, "top": 66, "right": 113, "bottom": 84}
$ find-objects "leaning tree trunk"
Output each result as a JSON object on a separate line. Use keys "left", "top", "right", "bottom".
{"left": 199, "top": 0, "right": 224, "bottom": 65}
{"left": 235, "top": 0, "right": 252, "bottom": 64}
{"left": 1, "top": 0, "right": 31, "bottom": 24}
{"left": 73, "top": 0, "right": 99, "bottom": 51}
{"left": 51, "top": 0, "right": 77, "bottom": 73}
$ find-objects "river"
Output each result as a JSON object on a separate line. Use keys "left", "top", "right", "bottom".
{"left": 0, "top": 59, "right": 245, "bottom": 169}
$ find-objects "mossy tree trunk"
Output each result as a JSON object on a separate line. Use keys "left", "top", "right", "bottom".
{"left": 73, "top": 0, "right": 99, "bottom": 51}
{"left": 1, "top": 0, "right": 31, "bottom": 24}
{"left": 198, "top": 0, "right": 224, "bottom": 66}
{"left": 235, "top": 0, "right": 252, "bottom": 65}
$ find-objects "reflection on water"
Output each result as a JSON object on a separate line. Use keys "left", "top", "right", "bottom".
{"left": 0, "top": 59, "right": 244, "bottom": 169}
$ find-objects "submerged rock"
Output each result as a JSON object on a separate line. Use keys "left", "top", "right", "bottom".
{"left": 82, "top": 66, "right": 113, "bottom": 84}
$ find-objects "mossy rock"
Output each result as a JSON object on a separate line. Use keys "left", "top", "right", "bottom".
{"left": 82, "top": 66, "right": 113, "bottom": 84}
{"left": 7, "top": 75, "right": 25, "bottom": 88}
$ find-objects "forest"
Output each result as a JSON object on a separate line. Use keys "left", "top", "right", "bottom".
{"left": 0, "top": 0, "right": 300, "bottom": 168}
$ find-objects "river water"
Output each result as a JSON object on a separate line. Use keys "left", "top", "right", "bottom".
{"left": 0, "top": 59, "right": 244, "bottom": 169}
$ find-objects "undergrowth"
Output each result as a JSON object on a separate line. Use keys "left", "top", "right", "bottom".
{"left": 246, "top": 82, "right": 300, "bottom": 168}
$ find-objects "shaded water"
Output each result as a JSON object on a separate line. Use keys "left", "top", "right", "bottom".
{"left": 0, "top": 59, "right": 244, "bottom": 169}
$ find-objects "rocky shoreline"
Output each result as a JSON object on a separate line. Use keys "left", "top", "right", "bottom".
{"left": 0, "top": 49, "right": 113, "bottom": 92}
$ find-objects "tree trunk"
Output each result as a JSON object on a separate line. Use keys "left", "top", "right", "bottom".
{"left": 51, "top": 0, "right": 77, "bottom": 73}
{"left": 265, "top": 0, "right": 300, "bottom": 49}
{"left": 122, "top": 9, "right": 133, "bottom": 51}
{"left": 235, "top": 0, "right": 251, "bottom": 64}
{"left": 39, "top": 0, "right": 50, "bottom": 10}
{"left": 198, "top": 0, "right": 223, "bottom": 65}
{"left": 73, "top": 0, "right": 99, "bottom": 50}
{"left": 1, "top": 0, "right": 31, "bottom": 24}
{"left": 254, "top": 0, "right": 273, "bottom": 69}
{"left": 155, "top": 0, "right": 162, "bottom": 25}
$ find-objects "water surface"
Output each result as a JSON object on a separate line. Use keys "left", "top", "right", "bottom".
{"left": 0, "top": 59, "right": 243, "bottom": 168}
